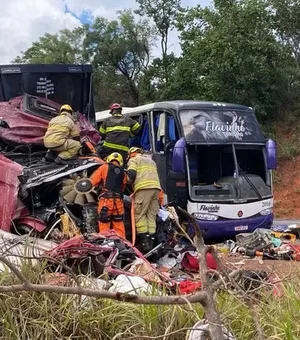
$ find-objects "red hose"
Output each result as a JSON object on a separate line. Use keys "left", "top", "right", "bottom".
{"left": 130, "top": 193, "right": 136, "bottom": 246}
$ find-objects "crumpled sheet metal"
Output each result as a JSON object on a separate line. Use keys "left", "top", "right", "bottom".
{"left": 45, "top": 234, "right": 115, "bottom": 259}
{"left": 0, "top": 229, "right": 57, "bottom": 271}
{"left": 46, "top": 232, "right": 175, "bottom": 287}
{"left": 0, "top": 96, "right": 100, "bottom": 145}
{"left": 0, "top": 100, "right": 47, "bottom": 145}
{"left": 0, "top": 154, "right": 23, "bottom": 231}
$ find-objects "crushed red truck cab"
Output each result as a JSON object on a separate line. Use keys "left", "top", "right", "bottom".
{"left": 0, "top": 95, "right": 100, "bottom": 148}
{"left": 0, "top": 93, "right": 101, "bottom": 235}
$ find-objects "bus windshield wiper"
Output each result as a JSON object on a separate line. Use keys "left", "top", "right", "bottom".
{"left": 231, "top": 144, "right": 262, "bottom": 201}
{"left": 238, "top": 166, "right": 262, "bottom": 200}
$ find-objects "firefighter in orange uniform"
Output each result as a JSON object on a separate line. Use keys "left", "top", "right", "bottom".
{"left": 89, "top": 152, "right": 127, "bottom": 238}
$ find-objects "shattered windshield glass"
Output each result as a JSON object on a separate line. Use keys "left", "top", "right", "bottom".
{"left": 179, "top": 109, "right": 265, "bottom": 143}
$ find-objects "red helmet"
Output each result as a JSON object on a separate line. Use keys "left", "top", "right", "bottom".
{"left": 109, "top": 103, "right": 122, "bottom": 113}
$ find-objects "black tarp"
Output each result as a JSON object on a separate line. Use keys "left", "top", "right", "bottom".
{"left": 0, "top": 64, "right": 95, "bottom": 122}
{"left": 179, "top": 109, "right": 265, "bottom": 144}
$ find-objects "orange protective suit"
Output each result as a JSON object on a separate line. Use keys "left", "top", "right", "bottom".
{"left": 90, "top": 162, "right": 127, "bottom": 238}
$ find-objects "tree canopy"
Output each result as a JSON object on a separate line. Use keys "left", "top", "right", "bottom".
{"left": 13, "top": 27, "right": 87, "bottom": 64}
{"left": 173, "top": 0, "right": 291, "bottom": 118}
{"left": 11, "top": 0, "right": 300, "bottom": 119}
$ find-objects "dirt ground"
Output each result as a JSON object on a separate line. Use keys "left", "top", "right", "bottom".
{"left": 221, "top": 252, "right": 300, "bottom": 278}
{"left": 230, "top": 154, "right": 300, "bottom": 278}
{"left": 273, "top": 155, "right": 300, "bottom": 218}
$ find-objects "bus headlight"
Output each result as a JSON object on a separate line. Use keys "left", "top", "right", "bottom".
{"left": 193, "top": 213, "right": 219, "bottom": 221}
{"left": 260, "top": 208, "right": 273, "bottom": 216}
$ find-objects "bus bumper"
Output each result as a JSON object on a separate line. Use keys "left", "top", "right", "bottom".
{"left": 190, "top": 213, "right": 274, "bottom": 243}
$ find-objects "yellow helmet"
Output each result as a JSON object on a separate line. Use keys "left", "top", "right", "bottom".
{"left": 128, "top": 147, "right": 142, "bottom": 155}
{"left": 60, "top": 104, "right": 73, "bottom": 114}
{"left": 106, "top": 152, "right": 124, "bottom": 167}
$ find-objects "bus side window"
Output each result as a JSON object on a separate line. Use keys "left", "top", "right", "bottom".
{"left": 166, "top": 113, "right": 179, "bottom": 166}
{"left": 140, "top": 114, "right": 151, "bottom": 151}
{"left": 153, "top": 112, "right": 165, "bottom": 153}
{"left": 167, "top": 114, "right": 178, "bottom": 143}
{"left": 128, "top": 113, "right": 152, "bottom": 151}
{"left": 128, "top": 115, "right": 142, "bottom": 148}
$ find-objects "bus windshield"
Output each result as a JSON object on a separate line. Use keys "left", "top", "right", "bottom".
{"left": 179, "top": 109, "right": 265, "bottom": 143}
{"left": 187, "top": 144, "right": 272, "bottom": 203}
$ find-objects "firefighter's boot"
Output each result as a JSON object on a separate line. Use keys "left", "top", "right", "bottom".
{"left": 44, "top": 150, "right": 57, "bottom": 162}
{"left": 55, "top": 156, "right": 77, "bottom": 165}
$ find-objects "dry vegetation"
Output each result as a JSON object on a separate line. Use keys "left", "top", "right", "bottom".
{"left": 0, "top": 261, "right": 299, "bottom": 340}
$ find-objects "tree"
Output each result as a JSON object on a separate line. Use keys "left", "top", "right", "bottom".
{"left": 269, "top": 0, "right": 300, "bottom": 62}
{"left": 13, "top": 27, "right": 87, "bottom": 64}
{"left": 174, "top": 0, "right": 291, "bottom": 119}
{"left": 84, "top": 10, "right": 152, "bottom": 106}
{"left": 12, "top": 11, "right": 153, "bottom": 109}
{"left": 138, "top": 53, "right": 179, "bottom": 102}
{"left": 268, "top": 0, "right": 300, "bottom": 109}
{"left": 93, "top": 67, "right": 142, "bottom": 110}
{"left": 135, "top": 0, "right": 182, "bottom": 87}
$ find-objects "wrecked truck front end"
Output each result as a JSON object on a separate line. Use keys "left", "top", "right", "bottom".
{"left": 0, "top": 93, "right": 102, "bottom": 235}
{"left": 16, "top": 157, "right": 105, "bottom": 237}
{"left": 0, "top": 151, "right": 106, "bottom": 236}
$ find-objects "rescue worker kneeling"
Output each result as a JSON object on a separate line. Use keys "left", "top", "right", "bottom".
{"left": 44, "top": 104, "right": 82, "bottom": 164}
{"left": 89, "top": 152, "right": 127, "bottom": 238}
{"left": 127, "top": 147, "right": 161, "bottom": 253}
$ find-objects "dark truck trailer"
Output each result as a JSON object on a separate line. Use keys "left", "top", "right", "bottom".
{"left": 0, "top": 64, "right": 95, "bottom": 124}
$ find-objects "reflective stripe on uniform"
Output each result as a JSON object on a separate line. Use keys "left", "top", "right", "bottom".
{"left": 103, "top": 141, "right": 129, "bottom": 152}
{"left": 129, "top": 164, "right": 158, "bottom": 173}
{"left": 45, "top": 140, "right": 66, "bottom": 149}
{"left": 127, "top": 154, "right": 161, "bottom": 192}
{"left": 136, "top": 219, "right": 146, "bottom": 227}
{"left": 106, "top": 126, "right": 131, "bottom": 133}
{"left": 136, "top": 220, "right": 147, "bottom": 233}
{"left": 148, "top": 221, "right": 156, "bottom": 233}
{"left": 134, "top": 180, "right": 161, "bottom": 191}
{"left": 132, "top": 122, "right": 140, "bottom": 132}
{"left": 47, "top": 126, "right": 70, "bottom": 133}
{"left": 99, "top": 126, "right": 106, "bottom": 134}
{"left": 135, "top": 165, "right": 157, "bottom": 172}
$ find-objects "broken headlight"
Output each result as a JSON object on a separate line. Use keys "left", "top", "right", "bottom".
{"left": 260, "top": 208, "right": 273, "bottom": 216}
{"left": 193, "top": 213, "right": 219, "bottom": 221}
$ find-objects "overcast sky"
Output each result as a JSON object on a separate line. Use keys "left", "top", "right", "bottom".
{"left": 0, "top": 0, "right": 211, "bottom": 64}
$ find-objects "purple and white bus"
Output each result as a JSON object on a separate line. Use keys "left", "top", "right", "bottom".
{"left": 96, "top": 100, "right": 276, "bottom": 241}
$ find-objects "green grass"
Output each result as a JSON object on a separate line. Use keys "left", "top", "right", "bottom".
{"left": 0, "top": 261, "right": 299, "bottom": 339}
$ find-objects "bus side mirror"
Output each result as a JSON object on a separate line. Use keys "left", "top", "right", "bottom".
{"left": 172, "top": 137, "right": 186, "bottom": 172}
{"left": 266, "top": 139, "right": 277, "bottom": 170}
